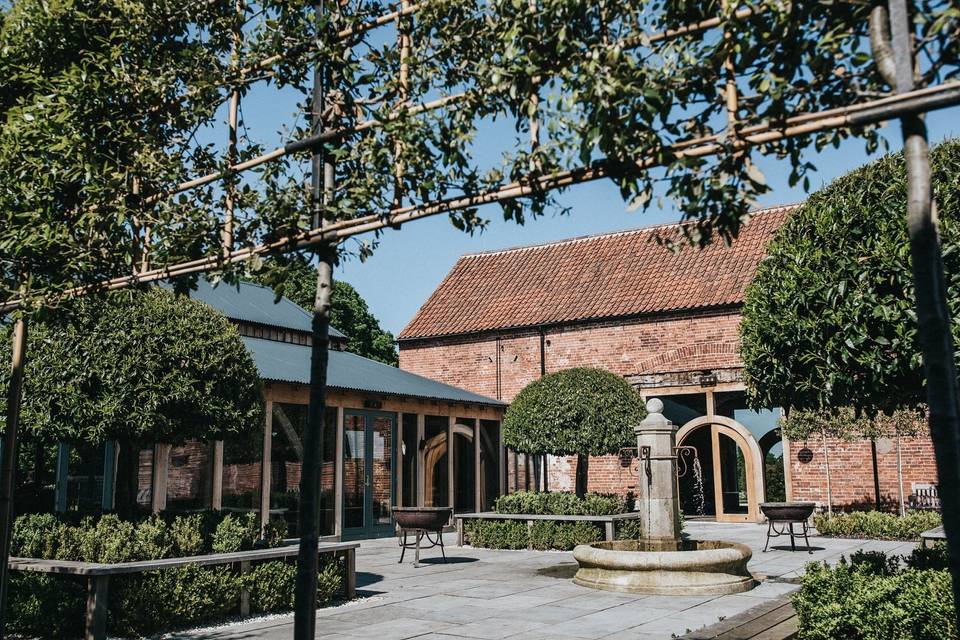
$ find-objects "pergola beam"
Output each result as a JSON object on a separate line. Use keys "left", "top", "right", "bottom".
{"left": 3, "top": 79, "right": 957, "bottom": 316}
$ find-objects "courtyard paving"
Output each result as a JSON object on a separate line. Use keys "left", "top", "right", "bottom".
{"left": 170, "top": 521, "right": 916, "bottom": 640}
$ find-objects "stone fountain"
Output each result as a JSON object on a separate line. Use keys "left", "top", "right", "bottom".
{"left": 572, "top": 398, "right": 755, "bottom": 595}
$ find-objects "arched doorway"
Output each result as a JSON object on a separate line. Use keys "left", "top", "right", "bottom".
{"left": 677, "top": 416, "right": 764, "bottom": 522}
{"left": 758, "top": 428, "right": 787, "bottom": 503}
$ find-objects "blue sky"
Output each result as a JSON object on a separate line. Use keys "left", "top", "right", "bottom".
{"left": 336, "top": 110, "right": 960, "bottom": 336}
{"left": 234, "top": 80, "right": 960, "bottom": 337}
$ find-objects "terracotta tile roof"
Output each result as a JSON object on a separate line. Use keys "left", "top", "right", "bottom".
{"left": 399, "top": 205, "right": 796, "bottom": 341}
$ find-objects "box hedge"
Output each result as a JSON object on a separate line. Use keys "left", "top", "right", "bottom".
{"left": 8, "top": 511, "right": 346, "bottom": 637}
{"left": 813, "top": 510, "right": 941, "bottom": 540}
{"left": 466, "top": 491, "right": 642, "bottom": 549}
{"left": 794, "top": 545, "right": 955, "bottom": 640}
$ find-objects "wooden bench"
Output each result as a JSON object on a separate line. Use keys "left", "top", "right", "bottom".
{"left": 921, "top": 525, "right": 946, "bottom": 548}
{"left": 454, "top": 512, "right": 642, "bottom": 549}
{"left": 680, "top": 594, "right": 798, "bottom": 639}
{"left": 9, "top": 541, "right": 359, "bottom": 640}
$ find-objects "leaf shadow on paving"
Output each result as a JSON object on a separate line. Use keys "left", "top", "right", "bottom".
{"left": 168, "top": 522, "right": 913, "bottom": 640}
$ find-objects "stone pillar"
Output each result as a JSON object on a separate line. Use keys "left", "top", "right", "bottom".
{"left": 635, "top": 398, "right": 681, "bottom": 541}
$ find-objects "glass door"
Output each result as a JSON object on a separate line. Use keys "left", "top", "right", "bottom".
{"left": 343, "top": 410, "right": 396, "bottom": 539}
{"left": 710, "top": 425, "right": 756, "bottom": 523}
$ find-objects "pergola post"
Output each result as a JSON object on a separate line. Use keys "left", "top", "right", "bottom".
{"left": 54, "top": 442, "right": 70, "bottom": 513}
{"left": 416, "top": 413, "right": 425, "bottom": 507}
{"left": 0, "top": 317, "right": 28, "bottom": 638}
{"left": 447, "top": 416, "right": 454, "bottom": 511}
{"left": 101, "top": 440, "right": 117, "bottom": 512}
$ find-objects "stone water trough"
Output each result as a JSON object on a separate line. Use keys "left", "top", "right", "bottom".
{"left": 572, "top": 398, "right": 755, "bottom": 595}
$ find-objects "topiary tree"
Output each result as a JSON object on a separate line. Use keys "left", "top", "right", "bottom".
{"left": 502, "top": 367, "right": 644, "bottom": 498}
{"left": 741, "top": 138, "right": 960, "bottom": 415}
{"left": 0, "top": 288, "right": 264, "bottom": 517}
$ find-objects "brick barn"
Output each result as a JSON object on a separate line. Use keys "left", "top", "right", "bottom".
{"left": 397, "top": 205, "right": 939, "bottom": 520}
{"left": 51, "top": 279, "right": 505, "bottom": 540}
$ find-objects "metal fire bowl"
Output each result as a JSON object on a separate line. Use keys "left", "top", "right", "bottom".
{"left": 392, "top": 507, "right": 452, "bottom": 530}
{"left": 760, "top": 502, "right": 815, "bottom": 522}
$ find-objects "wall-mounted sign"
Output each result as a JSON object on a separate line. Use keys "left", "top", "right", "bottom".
{"left": 363, "top": 399, "right": 383, "bottom": 410}
{"left": 797, "top": 447, "right": 814, "bottom": 464}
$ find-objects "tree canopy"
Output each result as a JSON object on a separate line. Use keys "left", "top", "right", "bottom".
{"left": 503, "top": 367, "right": 644, "bottom": 496}
{"left": 2, "top": 0, "right": 957, "bottom": 309}
{"left": 0, "top": 288, "right": 264, "bottom": 446}
{"left": 248, "top": 256, "right": 398, "bottom": 365}
{"left": 741, "top": 139, "right": 960, "bottom": 415}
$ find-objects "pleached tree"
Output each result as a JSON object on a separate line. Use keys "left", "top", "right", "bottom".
{"left": 2, "top": 0, "right": 959, "bottom": 634}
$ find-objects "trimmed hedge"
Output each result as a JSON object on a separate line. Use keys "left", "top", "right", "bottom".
{"left": 8, "top": 511, "right": 345, "bottom": 637}
{"left": 494, "top": 491, "right": 633, "bottom": 516}
{"left": 813, "top": 511, "right": 941, "bottom": 540}
{"left": 794, "top": 546, "right": 955, "bottom": 640}
{"left": 466, "top": 491, "right": 642, "bottom": 549}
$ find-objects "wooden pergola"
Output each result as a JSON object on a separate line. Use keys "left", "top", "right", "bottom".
{"left": 2, "top": 1, "right": 959, "bottom": 637}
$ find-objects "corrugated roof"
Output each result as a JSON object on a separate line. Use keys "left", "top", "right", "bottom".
{"left": 399, "top": 205, "right": 795, "bottom": 340}
{"left": 188, "top": 278, "right": 346, "bottom": 339}
{"left": 243, "top": 337, "right": 504, "bottom": 406}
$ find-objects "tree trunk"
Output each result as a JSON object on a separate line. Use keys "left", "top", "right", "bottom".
{"left": 113, "top": 439, "right": 140, "bottom": 520}
{"left": 575, "top": 454, "right": 589, "bottom": 498}
{"left": 294, "top": 2, "right": 335, "bottom": 632}
{"left": 0, "top": 317, "right": 27, "bottom": 638}
{"left": 873, "top": 0, "right": 960, "bottom": 619}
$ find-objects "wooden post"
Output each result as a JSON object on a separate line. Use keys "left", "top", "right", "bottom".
{"left": 604, "top": 521, "right": 614, "bottom": 542}
{"left": 54, "top": 442, "right": 70, "bottom": 513}
{"left": 261, "top": 400, "right": 273, "bottom": 532}
{"left": 0, "top": 317, "right": 27, "bottom": 638}
{"left": 447, "top": 416, "right": 454, "bottom": 510}
{"left": 416, "top": 413, "right": 425, "bottom": 507}
{"left": 392, "top": 0, "right": 412, "bottom": 209}
{"left": 151, "top": 444, "right": 170, "bottom": 514}
{"left": 474, "top": 421, "right": 481, "bottom": 513}
{"left": 526, "top": 519, "right": 534, "bottom": 551}
{"left": 84, "top": 575, "right": 109, "bottom": 640}
{"left": 343, "top": 547, "right": 356, "bottom": 599}
{"left": 222, "top": 0, "right": 243, "bottom": 257}
{"left": 101, "top": 441, "right": 116, "bottom": 512}
{"left": 239, "top": 560, "right": 251, "bottom": 616}
{"left": 498, "top": 428, "right": 506, "bottom": 500}
{"left": 211, "top": 440, "right": 224, "bottom": 510}
{"left": 334, "top": 405, "right": 344, "bottom": 537}
{"left": 396, "top": 414, "right": 404, "bottom": 508}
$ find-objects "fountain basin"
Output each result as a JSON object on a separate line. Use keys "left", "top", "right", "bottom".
{"left": 572, "top": 539, "right": 755, "bottom": 595}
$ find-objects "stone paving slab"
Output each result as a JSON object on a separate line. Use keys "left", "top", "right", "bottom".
{"left": 167, "top": 522, "right": 912, "bottom": 640}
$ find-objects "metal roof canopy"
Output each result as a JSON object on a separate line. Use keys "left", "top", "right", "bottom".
{"left": 243, "top": 336, "right": 503, "bottom": 406}
{"left": 179, "top": 278, "right": 347, "bottom": 339}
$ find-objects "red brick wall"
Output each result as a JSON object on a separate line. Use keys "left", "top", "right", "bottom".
{"left": 399, "top": 309, "right": 743, "bottom": 402}
{"left": 546, "top": 454, "right": 638, "bottom": 496}
{"left": 787, "top": 435, "right": 938, "bottom": 510}
{"left": 401, "top": 310, "right": 941, "bottom": 509}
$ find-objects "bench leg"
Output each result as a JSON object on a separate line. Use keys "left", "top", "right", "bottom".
{"left": 763, "top": 521, "right": 773, "bottom": 552}
{"left": 457, "top": 518, "right": 464, "bottom": 546}
{"left": 239, "top": 560, "right": 251, "bottom": 616}
{"left": 344, "top": 548, "right": 357, "bottom": 599}
{"left": 85, "top": 575, "right": 109, "bottom": 640}
{"left": 605, "top": 522, "right": 614, "bottom": 542}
